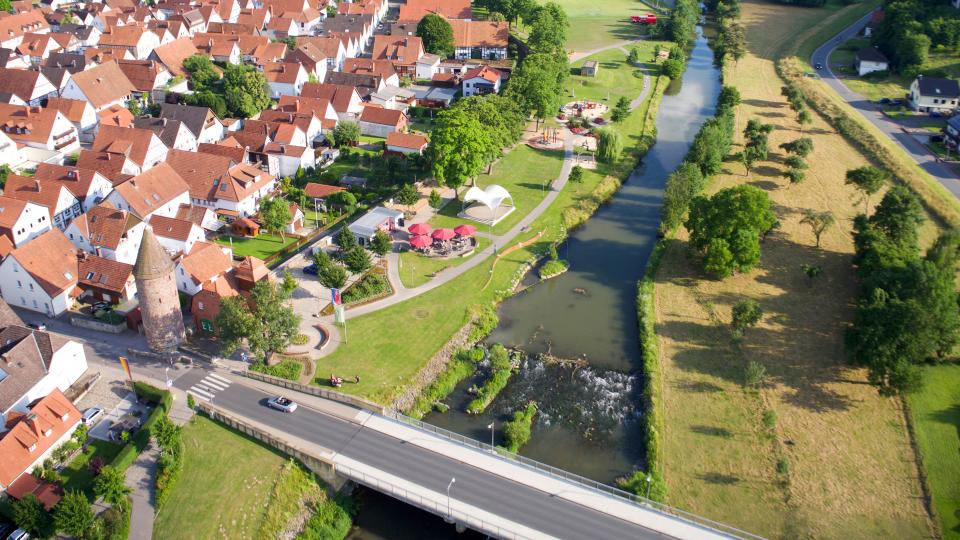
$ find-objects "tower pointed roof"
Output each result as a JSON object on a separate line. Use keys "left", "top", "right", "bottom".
{"left": 133, "top": 227, "right": 174, "bottom": 280}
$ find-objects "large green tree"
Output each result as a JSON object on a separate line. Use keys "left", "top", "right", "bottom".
{"left": 845, "top": 166, "right": 889, "bottom": 214}
{"left": 661, "top": 161, "right": 706, "bottom": 232}
{"left": 344, "top": 245, "right": 373, "bottom": 274}
{"left": 259, "top": 197, "right": 292, "bottom": 240}
{"left": 54, "top": 491, "right": 96, "bottom": 539}
{"left": 426, "top": 108, "right": 490, "bottom": 194}
{"left": 13, "top": 494, "right": 52, "bottom": 537}
{"left": 528, "top": 2, "right": 569, "bottom": 55}
{"left": 505, "top": 52, "right": 566, "bottom": 128}
{"left": 183, "top": 54, "right": 220, "bottom": 91}
{"left": 216, "top": 280, "right": 301, "bottom": 360}
{"left": 685, "top": 185, "right": 778, "bottom": 278}
{"left": 417, "top": 14, "right": 455, "bottom": 58}
{"left": 94, "top": 466, "right": 132, "bottom": 511}
{"left": 223, "top": 63, "right": 271, "bottom": 118}
{"left": 596, "top": 127, "right": 623, "bottom": 164}
{"left": 331, "top": 121, "right": 361, "bottom": 148}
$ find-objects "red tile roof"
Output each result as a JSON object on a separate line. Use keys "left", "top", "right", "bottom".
{"left": 304, "top": 182, "right": 345, "bottom": 199}
{"left": 0, "top": 389, "right": 80, "bottom": 490}
{"left": 6, "top": 229, "right": 78, "bottom": 296}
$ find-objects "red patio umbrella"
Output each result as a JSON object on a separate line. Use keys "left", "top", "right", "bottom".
{"left": 454, "top": 224, "right": 477, "bottom": 237}
{"left": 410, "top": 235, "right": 432, "bottom": 249}
{"left": 408, "top": 223, "right": 431, "bottom": 235}
{"left": 431, "top": 228, "right": 456, "bottom": 241}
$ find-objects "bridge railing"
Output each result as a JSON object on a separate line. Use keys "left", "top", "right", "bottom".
{"left": 335, "top": 461, "right": 534, "bottom": 540}
{"left": 387, "top": 412, "right": 766, "bottom": 540}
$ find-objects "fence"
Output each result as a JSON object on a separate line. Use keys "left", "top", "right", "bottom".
{"left": 387, "top": 413, "right": 765, "bottom": 540}
{"left": 242, "top": 369, "right": 386, "bottom": 414}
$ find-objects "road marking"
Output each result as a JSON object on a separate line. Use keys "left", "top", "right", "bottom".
{"left": 207, "top": 373, "right": 231, "bottom": 385}
{"left": 189, "top": 386, "right": 214, "bottom": 399}
{"left": 201, "top": 376, "right": 229, "bottom": 390}
{"left": 194, "top": 383, "right": 221, "bottom": 395}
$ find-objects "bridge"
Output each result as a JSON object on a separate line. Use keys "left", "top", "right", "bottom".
{"left": 173, "top": 367, "right": 763, "bottom": 540}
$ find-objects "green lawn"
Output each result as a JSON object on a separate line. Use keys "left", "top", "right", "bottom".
{"left": 567, "top": 46, "right": 660, "bottom": 105}
{"left": 907, "top": 364, "right": 960, "bottom": 540}
{"left": 398, "top": 236, "right": 490, "bottom": 288}
{"left": 552, "top": 0, "right": 658, "bottom": 52}
{"left": 153, "top": 416, "right": 288, "bottom": 540}
{"left": 216, "top": 234, "right": 298, "bottom": 259}
{"left": 428, "top": 145, "right": 564, "bottom": 235}
{"left": 60, "top": 440, "right": 124, "bottom": 498}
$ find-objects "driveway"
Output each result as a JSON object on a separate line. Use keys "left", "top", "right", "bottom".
{"left": 810, "top": 11, "right": 960, "bottom": 198}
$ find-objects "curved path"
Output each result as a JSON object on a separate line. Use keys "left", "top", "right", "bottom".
{"left": 282, "top": 69, "right": 657, "bottom": 359}
{"left": 568, "top": 37, "right": 648, "bottom": 63}
{"left": 810, "top": 11, "right": 960, "bottom": 197}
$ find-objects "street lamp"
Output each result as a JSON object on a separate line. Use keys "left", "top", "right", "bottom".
{"left": 645, "top": 474, "right": 652, "bottom": 500}
{"left": 487, "top": 422, "right": 495, "bottom": 448}
{"left": 446, "top": 477, "right": 456, "bottom": 519}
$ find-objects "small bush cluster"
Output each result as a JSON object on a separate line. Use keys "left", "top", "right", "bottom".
{"left": 466, "top": 344, "right": 513, "bottom": 415}
{"left": 154, "top": 416, "right": 184, "bottom": 508}
{"left": 296, "top": 494, "right": 354, "bottom": 540}
{"left": 539, "top": 259, "right": 569, "bottom": 279}
{"left": 501, "top": 402, "right": 538, "bottom": 453}
{"left": 342, "top": 273, "right": 390, "bottom": 303}
{"left": 407, "top": 347, "right": 485, "bottom": 419}
{"left": 468, "top": 303, "right": 499, "bottom": 342}
{"left": 251, "top": 359, "right": 304, "bottom": 381}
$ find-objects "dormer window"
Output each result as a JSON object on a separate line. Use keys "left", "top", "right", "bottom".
{"left": 28, "top": 443, "right": 36, "bottom": 452}
{"left": 44, "top": 428, "right": 52, "bottom": 437}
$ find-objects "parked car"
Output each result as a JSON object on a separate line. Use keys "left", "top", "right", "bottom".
{"left": 266, "top": 396, "right": 298, "bottom": 413}
{"left": 26, "top": 322, "right": 46, "bottom": 331}
{"left": 6, "top": 528, "right": 29, "bottom": 540}
{"left": 879, "top": 98, "right": 892, "bottom": 105}
{"left": 81, "top": 407, "right": 104, "bottom": 426}
{"left": 303, "top": 264, "right": 319, "bottom": 276}
{"left": 814, "top": 63, "right": 823, "bottom": 70}
{"left": 0, "top": 523, "right": 16, "bottom": 540}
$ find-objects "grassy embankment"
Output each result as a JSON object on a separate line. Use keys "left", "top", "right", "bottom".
{"left": 650, "top": 0, "right": 940, "bottom": 537}
{"left": 313, "top": 64, "right": 666, "bottom": 405}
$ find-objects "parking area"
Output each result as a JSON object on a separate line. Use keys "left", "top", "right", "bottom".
{"left": 87, "top": 391, "right": 152, "bottom": 442}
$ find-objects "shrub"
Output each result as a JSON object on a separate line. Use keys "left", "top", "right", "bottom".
{"left": 291, "top": 333, "right": 309, "bottom": 345}
{"left": 186, "top": 393, "right": 196, "bottom": 410}
{"left": 539, "top": 259, "right": 569, "bottom": 279}
{"left": 468, "top": 303, "right": 499, "bottom": 342}
{"left": 762, "top": 409, "right": 778, "bottom": 430}
{"left": 342, "top": 273, "right": 390, "bottom": 303}
{"left": 501, "top": 403, "right": 537, "bottom": 453}
{"left": 407, "top": 348, "right": 483, "bottom": 419}
{"left": 296, "top": 495, "right": 353, "bottom": 540}
{"left": 776, "top": 458, "right": 790, "bottom": 475}
{"left": 744, "top": 361, "right": 766, "bottom": 388}
{"left": 466, "top": 345, "right": 513, "bottom": 414}
{"left": 251, "top": 359, "right": 304, "bottom": 381}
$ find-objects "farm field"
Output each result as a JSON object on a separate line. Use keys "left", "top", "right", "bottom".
{"left": 652, "top": 0, "right": 936, "bottom": 537}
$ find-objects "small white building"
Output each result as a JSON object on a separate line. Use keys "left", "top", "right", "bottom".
{"left": 149, "top": 214, "right": 205, "bottom": 255}
{"left": 0, "top": 229, "right": 79, "bottom": 316}
{"left": 347, "top": 206, "right": 403, "bottom": 246}
{"left": 855, "top": 47, "right": 889, "bottom": 77}
{"left": 461, "top": 66, "right": 501, "bottom": 97}
{"left": 0, "top": 196, "right": 51, "bottom": 248}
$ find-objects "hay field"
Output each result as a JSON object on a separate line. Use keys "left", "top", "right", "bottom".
{"left": 653, "top": 1, "right": 936, "bottom": 537}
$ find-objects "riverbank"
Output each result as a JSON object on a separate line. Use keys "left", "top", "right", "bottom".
{"left": 648, "top": 0, "right": 936, "bottom": 537}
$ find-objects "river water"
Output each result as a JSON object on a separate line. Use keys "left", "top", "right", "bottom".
{"left": 348, "top": 27, "right": 721, "bottom": 537}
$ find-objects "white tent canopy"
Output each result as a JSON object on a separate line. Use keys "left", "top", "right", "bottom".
{"left": 463, "top": 184, "right": 514, "bottom": 211}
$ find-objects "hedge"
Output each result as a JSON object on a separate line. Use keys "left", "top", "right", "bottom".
{"left": 111, "top": 383, "right": 172, "bottom": 471}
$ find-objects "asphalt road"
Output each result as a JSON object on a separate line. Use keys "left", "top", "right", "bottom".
{"left": 174, "top": 368, "right": 674, "bottom": 540}
{"left": 810, "top": 11, "right": 960, "bottom": 198}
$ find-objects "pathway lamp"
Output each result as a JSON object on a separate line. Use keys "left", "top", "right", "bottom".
{"left": 645, "top": 474, "right": 652, "bottom": 500}
{"left": 446, "top": 477, "right": 456, "bottom": 519}
{"left": 488, "top": 422, "right": 495, "bottom": 449}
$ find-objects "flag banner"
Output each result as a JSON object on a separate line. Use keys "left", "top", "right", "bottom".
{"left": 119, "top": 356, "right": 132, "bottom": 381}
{"left": 334, "top": 305, "right": 345, "bottom": 324}
{"left": 331, "top": 288, "right": 341, "bottom": 305}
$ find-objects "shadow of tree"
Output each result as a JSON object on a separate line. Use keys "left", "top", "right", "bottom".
{"left": 690, "top": 425, "right": 734, "bottom": 438}
{"left": 697, "top": 472, "right": 741, "bottom": 485}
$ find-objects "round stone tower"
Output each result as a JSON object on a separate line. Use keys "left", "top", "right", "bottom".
{"left": 134, "top": 227, "right": 185, "bottom": 352}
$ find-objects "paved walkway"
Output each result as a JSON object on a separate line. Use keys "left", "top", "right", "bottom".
{"left": 811, "top": 11, "right": 960, "bottom": 197}
{"left": 125, "top": 442, "right": 159, "bottom": 540}
{"left": 568, "top": 37, "right": 647, "bottom": 63}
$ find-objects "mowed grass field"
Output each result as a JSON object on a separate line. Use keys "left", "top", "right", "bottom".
{"left": 653, "top": 0, "right": 935, "bottom": 537}
{"left": 908, "top": 364, "right": 960, "bottom": 540}
{"left": 154, "top": 416, "right": 288, "bottom": 539}
{"left": 567, "top": 43, "right": 663, "bottom": 104}
{"left": 552, "top": 0, "right": 655, "bottom": 53}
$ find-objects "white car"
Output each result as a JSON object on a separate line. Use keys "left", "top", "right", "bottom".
{"left": 267, "top": 396, "right": 298, "bottom": 413}
{"left": 81, "top": 407, "right": 104, "bottom": 426}
{"left": 7, "top": 528, "right": 30, "bottom": 540}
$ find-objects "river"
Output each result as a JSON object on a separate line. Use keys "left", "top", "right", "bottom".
{"left": 347, "top": 27, "right": 721, "bottom": 538}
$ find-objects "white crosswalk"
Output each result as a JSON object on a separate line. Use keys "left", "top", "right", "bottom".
{"left": 188, "top": 372, "right": 232, "bottom": 402}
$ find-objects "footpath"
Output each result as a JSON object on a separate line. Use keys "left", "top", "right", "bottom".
{"left": 125, "top": 443, "right": 159, "bottom": 540}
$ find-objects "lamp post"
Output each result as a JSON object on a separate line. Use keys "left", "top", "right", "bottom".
{"left": 446, "top": 477, "right": 456, "bottom": 519}
{"left": 487, "top": 422, "right": 495, "bottom": 449}
{"left": 645, "top": 474, "right": 652, "bottom": 500}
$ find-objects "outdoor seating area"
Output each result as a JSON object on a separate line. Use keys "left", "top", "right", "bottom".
{"left": 407, "top": 223, "right": 479, "bottom": 258}
{"left": 88, "top": 391, "right": 152, "bottom": 442}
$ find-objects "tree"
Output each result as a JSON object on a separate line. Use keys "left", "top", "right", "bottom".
{"left": 611, "top": 96, "right": 631, "bottom": 122}
{"left": 0, "top": 0, "right": 13, "bottom": 11}
{"left": 315, "top": 250, "right": 348, "bottom": 289}
{"left": 845, "top": 166, "right": 889, "bottom": 214}
{"left": 184, "top": 91, "right": 227, "bottom": 118}
{"left": 55, "top": 491, "right": 96, "bottom": 539}
{"left": 505, "top": 52, "right": 566, "bottom": 128}
{"left": 871, "top": 184, "right": 924, "bottom": 249}
{"left": 417, "top": 13, "right": 455, "bottom": 57}
{"left": 337, "top": 226, "right": 357, "bottom": 251}
{"left": 779, "top": 137, "right": 813, "bottom": 157}
{"left": 661, "top": 58, "right": 685, "bottom": 79}
{"left": 396, "top": 183, "right": 419, "bottom": 206}
{"left": 94, "top": 466, "right": 132, "bottom": 510}
{"left": 259, "top": 197, "right": 291, "bottom": 240}
{"left": 801, "top": 263, "right": 823, "bottom": 284}
{"left": 731, "top": 298, "right": 763, "bottom": 337}
{"left": 784, "top": 156, "right": 807, "bottom": 170}
{"left": 718, "top": 20, "right": 746, "bottom": 64}
{"left": 627, "top": 47, "right": 641, "bottom": 65}
{"left": 343, "top": 245, "right": 372, "bottom": 274}
{"left": 685, "top": 185, "right": 777, "bottom": 278}
{"left": 783, "top": 167, "right": 805, "bottom": 185}
{"left": 569, "top": 165, "right": 584, "bottom": 184}
{"left": 331, "top": 121, "right": 360, "bottom": 148}
{"left": 596, "top": 127, "right": 623, "bottom": 164}
{"left": 528, "top": 2, "right": 569, "bottom": 55}
{"left": 429, "top": 189, "right": 442, "bottom": 209}
{"left": 800, "top": 210, "right": 834, "bottom": 247}
{"left": 797, "top": 109, "right": 812, "bottom": 134}
{"left": 661, "top": 161, "right": 706, "bottom": 231}
{"left": 216, "top": 280, "right": 301, "bottom": 360}
{"left": 740, "top": 145, "right": 763, "bottom": 177}
{"left": 717, "top": 86, "right": 741, "bottom": 110}
{"left": 222, "top": 63, "right": 271, "bottom": 118}
{"left": 13, "top": 494, "right": 52, "bottom": 537}
{"left": 280, "top": 271, "right": 298, "bottom": 297}
{"left": 426, "top": 108, "right": 490, "bottom": 194}
{"left": 327, "top": 190, "right": 357, "bottom": 211}
{"left": 370, "top": 230, "right": 392, "bottom": 257}
{"left": 183, "top": 54, "right": 220, "bottom": 91}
